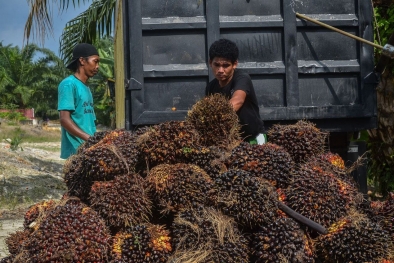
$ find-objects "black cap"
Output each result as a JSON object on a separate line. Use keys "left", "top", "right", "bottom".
{"left": 66, "top": 43, "right": 99, "bottom": 69}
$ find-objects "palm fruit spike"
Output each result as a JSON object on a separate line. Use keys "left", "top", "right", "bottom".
{"left": 268, "top": 120, "right": 328, "bottom": 163}
{"left": 23, "top": 199, "right": 56, "bottom": 228}
{"left": 215, "top": 169, "right": 278, "bottom": 227}
{"left": 146, "top": 163, "right": 217, "bottom": 214}
{"left": 226, "top": 142, "right": 294, "bottom": 188}
{"left": 136, "top": 121, "right": 200, "bottom": 169}
{"left": 186, "top": 93, "right": 241, "bottom": 148}
{"left": 89, "top": 173, "right": 152, "bottom": 229}
{"left": 171, "top": 206, "right": 249, "bottom": 263}
{"left": 111, "top": 224, "right": 172, "bottom": 263}
{"left": 5, "top": 229, "right": 31, "bottom": 256}
{"left": 13, "top": 197, "right": 111, "bottom": 263}
{"left": 314, "top": 211, "right": 393, "bottom": 263}
{"left": 370, "top": 192, "right": 394, "bottom": 241}
{"left": 251, "top": 217, "right": 314, "bottom": 263}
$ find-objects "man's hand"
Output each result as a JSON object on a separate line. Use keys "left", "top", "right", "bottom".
{"left": 229, "top": 90, "right": 247, "bottom": 112}
{"left": 59, "top": 110, "right": 90, "bottom": 141}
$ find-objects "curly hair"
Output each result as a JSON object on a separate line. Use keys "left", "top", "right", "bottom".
{"left": 209, "top": 39, "right": 239, "bottom": 63}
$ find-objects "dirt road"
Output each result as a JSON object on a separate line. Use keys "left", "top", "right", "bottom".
{"left": 0, "top": 141, "right": 66, "bottom": 258}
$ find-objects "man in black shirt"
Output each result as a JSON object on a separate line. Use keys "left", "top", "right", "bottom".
{"left": 205, "top": 38, "right": 266, "bottom": 144}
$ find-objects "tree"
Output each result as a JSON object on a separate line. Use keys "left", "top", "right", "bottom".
{"left": 0, "top": 43, "right": 67, "bottom": 117}
{"left": 24, "top": 0, "right": 116, "bottom": 62}
{"left": 368, "top": 1, "right": 394, "bottom": 196}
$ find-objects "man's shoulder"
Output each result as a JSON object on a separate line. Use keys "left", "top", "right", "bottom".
{"left": 59, "top": 75, "right": 77, "bottom": 86}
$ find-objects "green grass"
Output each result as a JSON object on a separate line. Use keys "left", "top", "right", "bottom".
{"left": 1, "top": 125, "right": 61, "bottom": 143}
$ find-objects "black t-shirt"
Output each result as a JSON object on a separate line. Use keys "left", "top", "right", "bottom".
{"left": 205, "top": 69, "right": 265, "bottom": 139}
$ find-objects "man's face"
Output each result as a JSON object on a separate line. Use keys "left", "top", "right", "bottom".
{"left": 81, "top": 55, "right": 100, "bottom": 77}
{"left": 209, "top": 57, "right": 237, "bottom": 85}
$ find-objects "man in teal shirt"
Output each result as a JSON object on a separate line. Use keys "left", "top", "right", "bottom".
{"left": 58, "top": 43, "right": 100, "bottom": 159}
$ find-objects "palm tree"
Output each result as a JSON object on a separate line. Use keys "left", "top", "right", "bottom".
{"left": 24, "top": 0, "right": 116, "bottom": 62}
{"left": 0, "top": 43, "right": 67, "bottom": 116}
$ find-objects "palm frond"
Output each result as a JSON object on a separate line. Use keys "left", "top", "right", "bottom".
{"left": 24, "top": 0, "right": 92, "bottom": 46}
{"left": 60, "top": 0, "right": 116, "bottom": 62}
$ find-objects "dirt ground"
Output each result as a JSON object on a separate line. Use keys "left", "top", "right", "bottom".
{"left": 0, "top": 138, "right": 66, "bottom": 258}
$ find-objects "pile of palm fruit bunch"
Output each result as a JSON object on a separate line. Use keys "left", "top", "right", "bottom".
{"left": 2, "top": 94, "right": 394, "bottom": 263}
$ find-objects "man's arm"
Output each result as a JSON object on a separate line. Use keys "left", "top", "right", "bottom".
{"left": 59, "top": 110, "right": 90, "bottom": 141}
{"left": 229, "top": 90, "right": 247, "bottom": 112}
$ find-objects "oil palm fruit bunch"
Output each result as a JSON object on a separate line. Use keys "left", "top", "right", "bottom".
{"left": 111, "top": 224, "right": 172, "bottom": 263}
{"left": 23, "top": 199, "right": 56, "bottom": 228}
{"left": 65, "top": 130, "right": 140, "bottom": 202}
{"left": 77, "top": 130, "right": 112, "bottom": 154}
{"left": 89, "top": 173, "right": 152, "bottom": 229}
{"left": 215, "top": 169, "right": 278, "bottom": 227}
{"left": 314, "top": 211, "right": 393, "bottom": 263}
{"left": 268, "top": 120, "right": 327, "bottom": 163}
{"left": 370, "top": 192, "right": 394, "bottom": 240}
{"left": 137, "top": 121, "right": 200, "bottom": 169}
{"left": 251, "top": 217, "right": 314, "bottom": 263}
{"left": 13, "top": 197, "right": 111, "bottom": 263}
{"left": 226, "top": 142, "right": 294, "bottom": 188}
{"left": 184, "top": 145, "right": 228, "bottom": 180}
{"left": 63, "top": 153, "right": 92, "bottom": 202}
{"left": 186, "top": 93, "right": 241, "bottom": 148}
{"left": 5, "top": 229, "right": 31, "bottom": 256}
{"left": 146, "top": 164, "right": 217, "bottom": 213}
{"left": 282, "top": 163, "right": 358, "bottom": 229}
{"left": 171, "top": 206, "right": 249, "bottom": 263}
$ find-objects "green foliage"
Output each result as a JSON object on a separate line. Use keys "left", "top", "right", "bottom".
{"left": 367, "top": 3, "right": 394, "bottom": 197}
{"left": 4, "top": 127, "right": 24, "bottom": 151}
{"left": 374, "top": 5, "right": 394, "bottom": 74}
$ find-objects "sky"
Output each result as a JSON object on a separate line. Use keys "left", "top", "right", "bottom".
{"left": 0, "top": 0, "right": 91, "bottom": 56}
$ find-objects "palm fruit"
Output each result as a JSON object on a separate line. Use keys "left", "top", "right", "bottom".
{"left": 369, "top": 192, "right": 394, "bottom": 241}
{"left": 171, "top": 206, "right": 249, "bottom": 263}
{"left": 184, "top": 145, "right": 228, "bottom": 180}
{"left": 0, "top": 257, "right": 12, "bottom": 263}
{"left": 111, "top": 224, "right": 172, "bottom": 263}
{"left": 282, "top": 163, "right": 360, "bottom": 229}
{"left": 314, "top": 211, "right": 392, "bottom": 263}
{"left": 13, "top": 197, "right": 111, "bottom": 263}
{"left": 64, "top": 129, "right": 141, "bottom": 201}
{"left": 226, "top": 142, "right": 294, "bottom": 188}
{"left": 77, "top": 129, "right": 112, "bottom": 154}
{"left": 146, "top": 163, "right": 217, "bottom": 213}
{"left": 23, "top": 199, "right": 56, "bottom": 228}
{"left": 267, "top": 120, "right": 328, "bottom": 163}
{"left": 136, "top": 121, "right": 200, "bottom": 169}
{"left": 5, "top": 229, "right": 31, "bottom": 256}
{"left": 89, "top": 173, "right": 152, "bottom": 229}
{"left": 319, "top": 151, "right": 345, "bottom": 170}
{"left": 215, "top": 169, "right": 278, "bottom": 227}
{"left": 251, "top": 217, "right": 314, "bottom": 263}
{"left": 185, "top": 93, "right": 241, "bottom": 148}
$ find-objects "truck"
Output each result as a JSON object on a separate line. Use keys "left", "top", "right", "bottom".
{"left": 113, "top": 0, "right": 379, "bottom": 192}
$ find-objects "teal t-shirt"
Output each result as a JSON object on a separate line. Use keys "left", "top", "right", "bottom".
{"left": 58, "top": 75, "right": 96, "bottom": 159}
